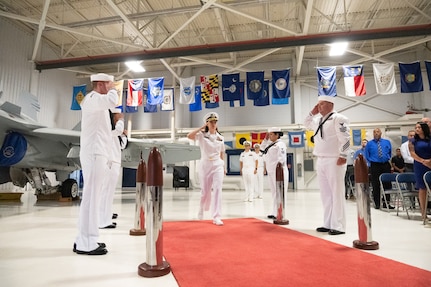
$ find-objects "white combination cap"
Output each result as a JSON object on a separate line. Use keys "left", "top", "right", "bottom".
{"left": 203, "top": 112, "right": 219, "bottom": 123}
{"left": 253, "top": 143, "right": 260, "bottom": 148}
{"left": 243, "top": 141, "right": 251, "bottom": 146}
{"left": 90, "top": 73, "right": 114, "bottom": 82}
{"left": 317, "top": 95, "right": 336, "bottom": 103}
{"left": 268, "top": 127, "right": 282, "bottom": 133}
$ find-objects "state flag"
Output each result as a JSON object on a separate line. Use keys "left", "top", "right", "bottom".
{"left": 317, "top": 66, "right": 337, "bottom": 96}
{"left": 113, "top": 80, "right": 124, "bottom": 107}
{"left": 222, "top": 73, "right": 241, "bottom": 101}
{"left": 179, "top": 76, "right": 195, "bottom": 104}
{"left": 272, "top": 69, "right": 290, "bottom": 104}
{"left": 189, "top": 86, "right": 202, "bottom": 112}
{"left": 200, "top": 74, "right": 219, "bottom": 103}
{"left": 246, "top": 71, "right": 264, "bottom": 100}
{"left": 161, "top": 88, "right": 174, "bottom": 111}
{"left": 230, "top": 82, "right": 245, "bottom": 107}
{"left": 399, "top": 62, "right": 423, "bottom": 93}
{"left": 147, "top": 77, "right": 164, "bottom": 105}
{"left": 426, "top": 61, "right": 431, "bottom": 90}
{"left": 254, "top": 80, "right": 269, "bottom": 106}
{"left": 372, "top": 63, "right": 397, "bottom": 94}
{"left": 127, "top": 79, "right": 144, "bottom": 108}
{"left": 343, "top": 65, "right": 366, "bottom": 97}
{"left": 71, "top": 84, "right": 86, "bottom": 110}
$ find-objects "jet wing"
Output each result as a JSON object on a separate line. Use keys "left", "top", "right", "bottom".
{"left": 32, "top": 128, "right": 81, "bottom": 145}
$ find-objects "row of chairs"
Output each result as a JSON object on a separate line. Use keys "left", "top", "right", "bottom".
{"left": 379, "top": 171, "right": 431, "bottom": 224}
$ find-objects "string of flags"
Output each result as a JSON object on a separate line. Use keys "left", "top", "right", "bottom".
{"left": 71, "top": 60, "right": 431, "bottom": 112}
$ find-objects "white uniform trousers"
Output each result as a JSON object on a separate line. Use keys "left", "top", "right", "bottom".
{"left": 199, "top": 158, "right": 224, "bottom": 220}
{"left": 266, "top": 166, "right": 288, "bottom": 215}
{"left": 76, "top": 154, "right": 109, "bottom": 252}
{"left": 99, "top": 161, "right": 120, "bottom": 227}
{"left": 242, "top": 168, "right": 254, "bottom": 201}
{"left": 254, "top": 167, "right": 264, "bottom": 198}
{"left": 316, "top": 157, "right": 347, "bottom": 232}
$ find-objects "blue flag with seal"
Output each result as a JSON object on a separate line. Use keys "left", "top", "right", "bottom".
{"left": 71, "top": 84, "right": 86, "bottom": 110}
{"left": 317, "top": 66, "right": 337, "bottom": 96}
{"left": 288, "top": 131, "right": 304, "bottom": 148}
{"left": 254, "top": 80, "right": 269, "bottom": 106}
{"left": 272, "top": 69, "right": 290, "bottom": 105}
{"left": 246, "top": 71, "right": 264, "bottom": 100}
{"left": 189, "top": 86, "right": 202, "bottom": 112}
{"left": 147, "top": 77, "right": 164, "bottom": 105}
{"left": 230, "top": 82, "right": 245, "bottom": 107}
{"left": 426, "top": 61, "right": 431, "bottom": 90}
{"left": 399, "top": 62, "right": 423, "bottom": 93}
{"left": 222, "top": 73, "right": 241, "bottom": 101}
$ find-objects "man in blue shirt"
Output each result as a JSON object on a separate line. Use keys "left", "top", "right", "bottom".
{"left": 353, "top": 139, "right": 369, "bottom": 167}
{"left": 364, "top": 128, "right": 393, "bottom": 209}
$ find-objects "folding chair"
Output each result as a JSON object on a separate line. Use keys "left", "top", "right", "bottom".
{"left": 422, "top": 171, "right": 431, "bottom": 225}
{"left": 395, "top": 172, "right": 419, "bottom": 219}
{"left": 379, "top": 173, "right": 399, "bottom": 212}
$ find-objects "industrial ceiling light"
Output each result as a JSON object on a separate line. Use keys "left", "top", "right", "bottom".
{"left": 329, "top": 41, "right": 348, "bottom": 56}
{"left": 125, "top": 61, "right": 145, "bottom": 72}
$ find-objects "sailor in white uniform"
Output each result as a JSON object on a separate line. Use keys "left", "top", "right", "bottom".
{"left": 239, "top": 141, "right": 258, "bottom": 202}
{"left": 253, "top": 143, "right": 265, "bottom": 199}
{"left": 75, "top": 73, "right": 118, "bottom": 255}
{"left": 187, "top": 112, "right": 225, "bottom": 226}
{"left": 260, "top": 127, "right": 289, "bottom": 219}
{"left": 304, "top": 95, "right": 351, "bottom": 235}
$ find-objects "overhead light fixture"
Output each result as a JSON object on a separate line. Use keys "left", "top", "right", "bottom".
{"left": 125, "top": 61, "right": 145, "bottom": 72}
{"left": 329, "top": 42, "right": 348, "bottom": 56}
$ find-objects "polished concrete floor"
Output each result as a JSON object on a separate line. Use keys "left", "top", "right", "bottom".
{"left": 1, "top": 187, "right": 430, "bottom": 287}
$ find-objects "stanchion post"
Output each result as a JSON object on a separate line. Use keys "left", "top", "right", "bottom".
{"left": 274, "top": 163, "right": 289, "bottom": 225}
{"left": 353, "top": 154, "right": 379, "bottom": 250}
{"left": 138, "top": 147, "right": 171, "bottom": 278}
{"left": 130, "top": 153, "right": 146, "bottom": 236}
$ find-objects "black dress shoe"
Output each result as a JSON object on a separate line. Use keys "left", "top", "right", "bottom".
{"left": 316, "top": 227, "right": 330, "bottom": 232}
{"left": 112, "top": 213, "right": 118, "bottom": 219}
{"left": 100, "top": 224, "right": 116, "bottom": 229}
{"left": 75, "top": 245, "right": 108, "bottom": 255}
{"left": 267, "top": 215, "right": 276, "bottom": 219}
{"left": 73, "top": 242, "right": 106, "bottom": 253}
{"left": 328, "top": 229, "right": 345, "bottom": 235}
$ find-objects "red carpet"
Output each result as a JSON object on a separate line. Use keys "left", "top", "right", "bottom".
{"left": 163, "top": 218, "right": 431, "bottom": 287}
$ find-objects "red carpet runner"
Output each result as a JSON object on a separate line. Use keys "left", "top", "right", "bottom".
{"left": 163, "top": 218, "right": 431, "bottom": 287}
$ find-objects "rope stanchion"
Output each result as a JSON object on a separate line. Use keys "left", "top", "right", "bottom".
{"left": 273, "top": 163, "right": 289, "bottom": 225}
{"left": 130, "top": 152, "right": 146, "bottom": 236}
{"left": 353, "top": 154, "right": 379, "bottom": 250}
{"left": 138, "top": 147, "right": 171, "bottom": 278}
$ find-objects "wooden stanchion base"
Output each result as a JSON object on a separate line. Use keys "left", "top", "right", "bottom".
{"left": 353, "top": 240, "right": 379, "bottom": 250}
{"left": 138, "top": 261, "right": 171, "bottom": 278}
{"left": 129, "top": 228, "right": 146, "bottom": 236}
{"left": 273, "top": 219, "right": 289, "bottom": 225}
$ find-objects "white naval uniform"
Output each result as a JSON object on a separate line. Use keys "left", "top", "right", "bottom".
{"left": 254, "top": 151, "right": 265, "bottom": 198}
{"left": 260, "top": 138, "right": 288, "bottom": 216}
{"left": 195, "top": 131, "right": 225, "bottom": 220}
{"left": 304, "top": 110, "right": 350, "bottom": 232}
{"left": 76, "top": 89, "right": 118, "bottom": 252}
{"left": 99, "top": 118, "right": 124, "bottom": 228}
{"left": 240, "top": 150, "right": 258, "bottom": 201}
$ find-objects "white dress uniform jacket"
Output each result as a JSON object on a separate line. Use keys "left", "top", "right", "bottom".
{"left": 254, "top": 151, "right": 265, "bottom": 198}
{"left": 240, "top": 150, "right": 258, "bottom": 201}
{"left": 304, "top": 110, "right": 351, "bottom": 232}
{"left": 76, "top": 89, "right": 118, "bottom": 252}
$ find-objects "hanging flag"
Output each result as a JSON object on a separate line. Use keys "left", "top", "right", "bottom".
{"left": 251, "top": 132, "right": 267, "bottom": 147}
{"left": 305, "top": 130, "right": 315, "bottom": 147}
{"left": 288, "top": 131, "right": 305, "bottom": 148}
{"left": 127, "top": 78, "right": 144, "bottom": 109}
{"left": 246, "top": 71, "right": 264, "bottom": 100}
{"left": 272, "top": 69, "right": 290, "bottom": 104}
{"left": 147, "top": 77, "right": 164, "bottom": 105}
{"left": 254, "top": 80, "right": 269, "bottom": 106}
{"left": 426, "top": 61, "right": 431, "bottom": 90}
{"left": 161, "top": 88, "right": 174, "bottom": 111}
{"left": 343, "top": 65, "right": 366, "bottom": 97}
{"left": 205, "top": 101, "right": 219, "bottom": 109}
{"left": 200, "top": 74, "right": 219, "bottom": 103}
{"left": 189, "top": 86, "right": 202, "bottom": 112}
{"left": 235, "top": 133, "right": 251, "bottom": 148}
{"left": 144, "top": 103, "right": 157, "bottom": 113}
{"left": 113, "top": 80, "right": 124, "bottom": 107}
{"left": 179, "top": 76, "right": 195, "bottom": 104}
{"left": 317, "top": 66, "right": 337, "bottom": 96}
{"left": 71, "top": 84, "right": 86, "bottom": 110}
{"left": 372, "top": 63, "right": 397, "bottom": 95}
{"left": 222, "top": 73, "right": 241, "bottom": 101}
{"left": 399, "top": 62, "right": 423, "bottom": 93}
{"left": 230, "top": 82, "right": 245, "bottom": 107}
{"left": 352, "top": 129, "right": 362, "bottom": 146}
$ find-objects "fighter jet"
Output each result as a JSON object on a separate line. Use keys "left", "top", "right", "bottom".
{"left": 0, "top": 96, "right": 200, "bottom": 200}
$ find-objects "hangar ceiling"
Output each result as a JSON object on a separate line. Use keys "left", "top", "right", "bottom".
{"left": 0, "top": 0, "right": 430, "bottom": 81}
